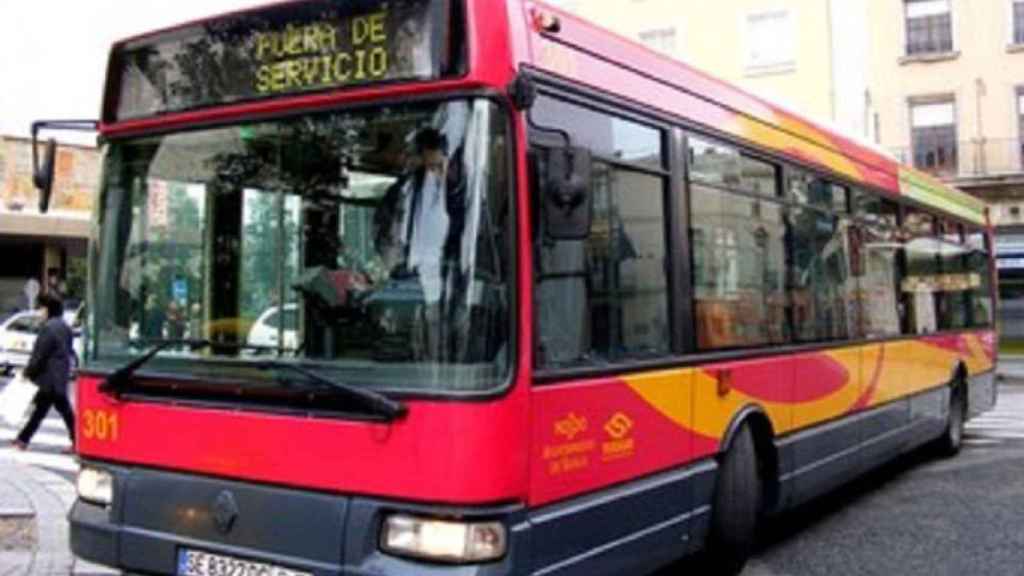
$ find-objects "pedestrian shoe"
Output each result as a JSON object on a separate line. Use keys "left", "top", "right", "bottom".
{"left": 8, "top": 440, "right": 28, "bottom": 451}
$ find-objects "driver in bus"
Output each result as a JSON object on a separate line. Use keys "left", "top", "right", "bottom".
{"left": 374, "top": 128, "right": 466, "bottom": 361}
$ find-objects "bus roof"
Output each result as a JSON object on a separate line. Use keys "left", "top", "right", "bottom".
{"left": 97, "top": 0, "right": 987, "bottom": 226}
{"left": 521, "top": 1, "right": 988, "bottom": 226}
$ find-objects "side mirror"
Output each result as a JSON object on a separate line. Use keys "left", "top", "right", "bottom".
{"left": 543, "top": 147, "right": 593, "bottom": 240}
{"left": 34, "top": 138, "right": 57, "bottom": 213}
{"left": 30, "top": 120, "right": 100, "bottom": 214}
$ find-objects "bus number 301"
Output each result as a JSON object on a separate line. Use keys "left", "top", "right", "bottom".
{"left": 82, "top": 410, "right": 119, "bottom": 442}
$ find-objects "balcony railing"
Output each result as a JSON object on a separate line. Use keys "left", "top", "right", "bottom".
{"left": 890, "top": 139, "right": 1024, "bottom": 181}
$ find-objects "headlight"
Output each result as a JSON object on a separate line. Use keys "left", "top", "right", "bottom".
{"left": 380, "top": 514, "right": 507, "bottom": 563}
{"left": 76, "top": 467, "right": 113, "bottom": 506}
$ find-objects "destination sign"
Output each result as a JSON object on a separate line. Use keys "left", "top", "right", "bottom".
{"left": 108, "top": 0, "right": 460, "bottom": 122}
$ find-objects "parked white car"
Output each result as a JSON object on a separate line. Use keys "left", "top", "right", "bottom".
{"left": 0, "top": 310, "right": 85, "bottom": 376}
{"left": 247, "top": 304, "right": 299, "bottom": 352}
{"left": 0, "top": 312, "right": 45, "bottom": 375}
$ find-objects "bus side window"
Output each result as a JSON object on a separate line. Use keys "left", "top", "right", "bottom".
{"left": 689, "top": 137, "right": 788, "bottom": 350}
{"left": 852, "top": 191, "right": 903, "bottom": 339}
{"left": 530, "top": 143, "right": 591, "bottom": 368}
{"left": 529, "top": 95, "right": 670, "bottom": 371}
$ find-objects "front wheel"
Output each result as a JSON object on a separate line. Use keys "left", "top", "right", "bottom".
{"left": 698, "top": 423, "right": 762, "bottom": 576}
{"left": 934, "top": 382, "right": 966, "bottom": 457}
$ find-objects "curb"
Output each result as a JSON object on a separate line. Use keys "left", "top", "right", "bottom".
{"left": 0, "top": 456, "right": 118, "bottom": 576}
{"left": 0, "top": 508, "right": 34, "bottom": 517}
{"left": 0, "top": 456, "right": 74, "bottom": 576}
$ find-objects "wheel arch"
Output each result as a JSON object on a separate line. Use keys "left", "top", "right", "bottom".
{"left": 720, "top": 404, "right": 780, "bottom": 512}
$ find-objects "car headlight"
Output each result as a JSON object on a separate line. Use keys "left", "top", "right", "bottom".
{"left": 380, "top": 514, "right": 507, "bottom": 563}
{"left": 76, "top": 467, "right": 113, "bottom": 506}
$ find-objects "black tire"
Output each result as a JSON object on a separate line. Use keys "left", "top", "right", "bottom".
{"left": 699, "top": 424, "right": 762, "bottom": 576}
{"left": 935, "top": 381, "right": 966, "bottom": 457}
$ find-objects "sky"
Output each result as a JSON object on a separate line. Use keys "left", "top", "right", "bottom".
{"left": 0, "top": 1, "right": 257, "bottom": 144}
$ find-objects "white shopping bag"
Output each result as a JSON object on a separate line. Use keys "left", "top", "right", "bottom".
{"left": 0, "top": 373, "right": 37, "bottom": 428}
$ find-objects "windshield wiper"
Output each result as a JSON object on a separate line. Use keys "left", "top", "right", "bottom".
{"left": 256, "top": 360, "right": 407, "bottom": 421}
{"left": 99, "top": 343, "right": 407, "bottom": 421}
{"left": 100, "top": 339, "right": 214, "bottom": 397}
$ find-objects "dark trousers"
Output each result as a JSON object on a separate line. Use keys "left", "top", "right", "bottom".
{"left": 17, "top": 389, "right": 75, "bottom": 446}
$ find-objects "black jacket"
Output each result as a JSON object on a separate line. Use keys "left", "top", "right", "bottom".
{"left": 24, "top": 317, "right": 72, "bottom": 396}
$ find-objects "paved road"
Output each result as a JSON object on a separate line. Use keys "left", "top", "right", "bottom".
{"left": 737, "top": 383, "right": 1024, "bottom": 576}
{"left": 0, "top": 377, "right": 77, "bottom": 483}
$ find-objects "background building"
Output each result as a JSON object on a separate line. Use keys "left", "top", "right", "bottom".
{"left": 548, "top": 0, "right": 873, "bottom": 139}
{"left": 0, "top": 136, "right": 97, "bottom": 314}
{"left": 549, "top": 0, "right": 1024, "bottom": 345}
{"left": 865, "top": 0, "right": 1024, "bottom": 342}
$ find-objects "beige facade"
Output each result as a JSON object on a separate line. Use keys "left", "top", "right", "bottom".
{"left": 0, "top": 136, "right": 98, "bottom": 215}
{"left": 866, "top": 0, "right": 1024, "bottom": 214}
{"left": 550, "top": 0, "right": 1024, "bottom": 214}
{"left": 863, "top": 0, "right": 1024, "bottom": 339}
{"left": 549, "top": 0, "right": 871, "bottom": 138}
{"left": 550, "top": 0, "right": 1024, "bottom": 338}
{"left": 0, "top": 136, "right": 98, "bottom": 312}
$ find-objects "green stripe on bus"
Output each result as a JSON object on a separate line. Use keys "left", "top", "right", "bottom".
{"left": 899, "top": 170, "right": 986, "bottom": 225}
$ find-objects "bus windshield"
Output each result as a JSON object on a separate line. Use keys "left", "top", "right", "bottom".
{"left": 89, "top": 98, "right": 512, "bottom": 394}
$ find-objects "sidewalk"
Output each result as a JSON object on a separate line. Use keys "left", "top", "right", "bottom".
{"left": 0, "top": 456, "right": 117, "bottom": 576}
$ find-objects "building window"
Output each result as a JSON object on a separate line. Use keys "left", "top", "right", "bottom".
{"left": 639, "top": 28, "right": 678, "bottom": 57}
{"left": 745, "top": 10, "right": 795, "bottom": 72}
{"left": 911, "top": 99, "right": 958, "bottom": 176}
{"left": 1015, "top": 0, "right": 1024, "bottom": 44}
{"left": 905, "top": 0, "right": 953, "bottom": 55}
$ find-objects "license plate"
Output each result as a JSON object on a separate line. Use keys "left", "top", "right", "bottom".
{"left": 177, "top": 549, "right": 312, "bottom": 576}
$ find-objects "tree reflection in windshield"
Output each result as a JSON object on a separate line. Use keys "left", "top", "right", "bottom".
{"left": 90, "top": 99, "right": 511, "bottom": 393}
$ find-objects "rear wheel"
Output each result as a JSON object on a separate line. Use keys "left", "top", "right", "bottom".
{"left": 935, "top": 380, "right": 966, "bottom": 457}
{"left": 698, "top": 423, "right": 762, "bottom": 576}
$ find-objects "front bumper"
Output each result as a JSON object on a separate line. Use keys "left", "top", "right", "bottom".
{"left": 70, "top": 463, "right": 527, "bottom": 576}
{"left": 1, "top": 350, "right": 30, "bottom": 369}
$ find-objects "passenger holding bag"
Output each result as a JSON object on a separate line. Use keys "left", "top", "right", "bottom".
{"left": 7, "top": 294, "right": 76, "bottom": 452}
{"left": 0, "top": 372, "right": 36, "bottom": 428}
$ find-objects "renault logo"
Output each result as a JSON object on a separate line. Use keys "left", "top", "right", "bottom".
{"left": 213, "top": 491, "right": 239, "bottom": 534}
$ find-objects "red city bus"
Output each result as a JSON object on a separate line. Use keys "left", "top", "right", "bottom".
{"left": 55, "top": 1, "right": 997, "bottom": 575}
